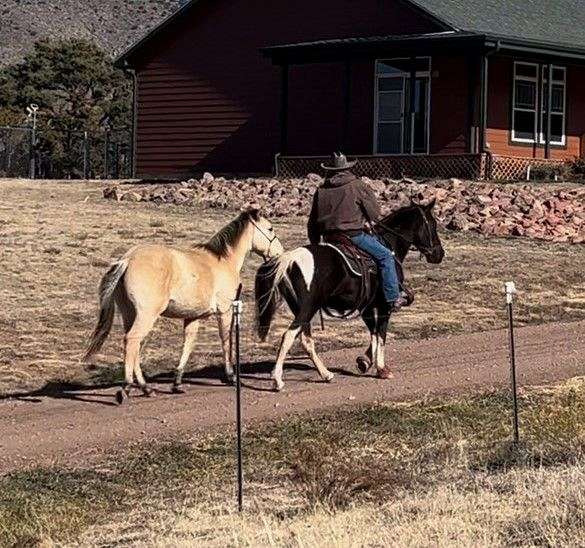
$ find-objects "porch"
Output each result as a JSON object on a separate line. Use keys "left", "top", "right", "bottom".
{"left": 263, "top": 32, "right": 585, "bottom": 180}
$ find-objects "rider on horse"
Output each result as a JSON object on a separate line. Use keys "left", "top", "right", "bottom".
{"left": 308, "top": 152, "right": 409, "bottom": 312}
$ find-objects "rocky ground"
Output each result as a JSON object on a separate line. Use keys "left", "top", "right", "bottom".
{"left": 105, "top": 175, "right": 585, "bottom": 244}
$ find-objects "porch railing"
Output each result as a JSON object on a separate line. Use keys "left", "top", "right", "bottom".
{"left": 275, "top": 153, "right": 569, "bottom": 181}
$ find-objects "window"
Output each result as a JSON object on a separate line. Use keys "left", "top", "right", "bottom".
{"left": 511, "top": 62, "right": 566, "bottom": 146}
{"left": 540, "top": 67, "right": 566, "bottom": 145}
{"left": 512, "top": 62, "right": 538, "bottom": 142}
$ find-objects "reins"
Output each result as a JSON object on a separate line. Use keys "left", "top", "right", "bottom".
{"left": 374, "top": 206, "right": 435, "bottom": 259}
{"left": 250, "top": 219, "right": 278, "bottom": 262}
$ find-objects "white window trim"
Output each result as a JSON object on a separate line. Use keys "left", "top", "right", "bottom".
{"left": 511, "top": 62, "right": 539, "bottom": 144}
{"left": 373, "top": 57, "right": 431, "bottom": 155}
{"left": 511, "top": 62, "right": 566, "bottom": 146}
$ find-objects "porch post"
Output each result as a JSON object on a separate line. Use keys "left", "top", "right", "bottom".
{"left": 467, "top": 56, "right": 479, "bottom": 153}
{"left": 479, "top": 54, "right": 489, "bottom": 152}
{"left": 280, "top": 63, "right": 289, "bottom": 154}
{"left": 545, "top": 63, "right": 553, "bottom": 159}
{"left": 409, "top": 57, "right": 416, "bottom": 154}
{"left": 342, "top": 59, "right": 352, "bottom": 151}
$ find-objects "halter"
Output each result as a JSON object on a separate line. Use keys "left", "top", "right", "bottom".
{"left": 250, "top": 219, "right": 278, "bottom": 261}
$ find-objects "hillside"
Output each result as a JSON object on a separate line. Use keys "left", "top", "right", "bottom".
{"left": 0, "top": 0, "right": 187, "bottom": 67}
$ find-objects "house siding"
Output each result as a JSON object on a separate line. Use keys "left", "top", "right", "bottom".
{"left": 132, "top": 0, "right": 442, "bottom": 177}
{"left": 429, "top": 55, "right": 471, "bottom": 154}
{"left": 487, "top": 56, "right": 585, "bottom": 159}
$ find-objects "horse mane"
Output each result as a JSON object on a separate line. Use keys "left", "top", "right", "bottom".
{"left": 200, "top": 209, "right": 258, "bottom": 259}
{"left": 381, "top": 204, "right": 421, "bottom": 224}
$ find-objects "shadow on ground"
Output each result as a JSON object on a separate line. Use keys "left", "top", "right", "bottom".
{"left": 0, "top": 359, "right": 363, "bottom": 406}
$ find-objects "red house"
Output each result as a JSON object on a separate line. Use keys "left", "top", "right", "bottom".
{"left": 117, "top": 0, "right": 585, "bottom": 180}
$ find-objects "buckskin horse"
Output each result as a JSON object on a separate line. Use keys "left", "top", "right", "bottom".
{"left": 255, "top": 200, "right": 444, "bottom": 391}
{"left": 85, "top": 209, "right": 284, "bottom": 403}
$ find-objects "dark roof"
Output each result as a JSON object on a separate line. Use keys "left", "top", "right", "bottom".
{"left": 117, "top": 0, "right": 585, "bottom": 66}
{"left": 412, "top": 0, "right": 585, "bottom": 51}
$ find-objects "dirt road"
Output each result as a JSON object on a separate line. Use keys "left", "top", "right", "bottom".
{"left": 0, "top": 319, "right": 583, "bottom": 475}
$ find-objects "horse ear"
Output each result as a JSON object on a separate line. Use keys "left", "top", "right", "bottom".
{"left": 248, "top": 208, "right": 261, "bottom": 220}
{"left": 425, "top": 198, "right": 437, "bottom": 210}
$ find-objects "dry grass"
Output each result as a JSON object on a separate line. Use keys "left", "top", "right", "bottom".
{"left": 1, "top": 378, "right": 585, "bottom": 546}
{"left": 1, "top": 179, "right": 585, "bottom": 395}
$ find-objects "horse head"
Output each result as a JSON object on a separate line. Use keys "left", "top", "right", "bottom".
{"left": 411, "top": 199, "right": 444, "bottom": 264}
{"left": 377, "top": 199, "right": 444, "bottom": 264}
{"left": 246, "top": 208, "right": 284, "bottom": 261}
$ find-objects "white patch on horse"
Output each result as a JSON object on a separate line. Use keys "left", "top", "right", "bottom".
{"left": 273, "top": 247, "right": 315, "bottom": 291}
{"left": 292, "top": 247, "right": 315, "bottom": 289}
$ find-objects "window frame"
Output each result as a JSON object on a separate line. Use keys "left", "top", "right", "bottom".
{"left": 511, "top": 61, "right": 566, "bottom": 147}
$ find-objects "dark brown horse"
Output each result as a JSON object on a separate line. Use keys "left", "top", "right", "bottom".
{"left": 255, "top": 201, "right": 444, "bottom": 391}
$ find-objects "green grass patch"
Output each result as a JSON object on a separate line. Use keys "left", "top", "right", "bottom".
{"left": 2, "top": 379, "right": 585, "bottom": 545}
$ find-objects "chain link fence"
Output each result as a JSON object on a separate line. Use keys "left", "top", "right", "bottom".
{"left": 0, "top": 126, "right": 132, "bottom": 180}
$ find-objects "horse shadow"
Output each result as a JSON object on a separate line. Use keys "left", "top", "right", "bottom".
{"left": 0, "top": 358, "right": 344, "bottom": 406}
{"left": 0, "top": 380, "right": 123, "bottom": 407}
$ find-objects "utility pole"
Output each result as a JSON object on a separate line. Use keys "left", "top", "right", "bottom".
{"left": 26, "top": 104, "right": 39, "bottom": 179}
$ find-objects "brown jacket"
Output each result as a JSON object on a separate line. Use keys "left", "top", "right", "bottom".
{"left": 308, "top": 171, "right": 381, "bottom": 244}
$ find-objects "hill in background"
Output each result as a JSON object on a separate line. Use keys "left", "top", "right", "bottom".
{"left": 0, "top": 0, "right": 187, "bottom": 66}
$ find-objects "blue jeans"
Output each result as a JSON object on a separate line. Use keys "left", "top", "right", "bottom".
{"left": 351, "top": 232, "right": 400, "bottom": 303}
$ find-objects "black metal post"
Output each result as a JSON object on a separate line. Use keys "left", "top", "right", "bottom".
{"left": 113, "top": 142, "right": 119, "bottom": 179}
{"left": 505, "top": 282, "right": 520, "bottom": 444}
{"left": 29, "top": 128, "right": 35, "bottom": 179}
{"left": 104, "top": 130, "right": 110, "bottom": 179}
{"left": 233, "top": 283, "right": 244, "bottom": 512}
{"left": 83, "top": 131, "right": 90, "bottom": 180}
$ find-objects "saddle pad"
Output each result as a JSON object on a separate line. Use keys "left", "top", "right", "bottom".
{"left": 320, "top": 243, "right": 372, "bottom": 277}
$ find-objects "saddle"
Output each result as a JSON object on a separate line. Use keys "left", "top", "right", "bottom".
{"left": 322, "top": 233, "right": 375, "bottom": 278}
{"left": 321, "top": 233, "right": 414, "bottom": 310}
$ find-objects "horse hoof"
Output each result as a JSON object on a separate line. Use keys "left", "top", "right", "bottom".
{"left": 172, "top": 385, "right": 185, "bottom": 395}
{"left": 356, "top": 356, "right": 371, "bottom": 374}
{"left": 272, "top": 379, "right": 284, "bottom": 392}
{"left": 323, "top": 372, "right": 335, "bottom": 383}
{"left": 115, "top": 389, "right": 128, "bottom": 405}
{"left": 222, "top": 375, "right": 235, "bottom": 386}
{"left": 377, "top": 368, "right": 394, "bottom": 380}
{"left": 142, "top": 386, "right": 155, "bottom": 397}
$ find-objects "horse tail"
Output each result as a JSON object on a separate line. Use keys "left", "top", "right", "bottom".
{"left": 84, "top": 259, "right": 129, "bottom": 360}
{"left": 255, "top": 261, "right": 282, "bottom": 342}
{"left": 254, "top": 248, "right": 313, "bottom": 341}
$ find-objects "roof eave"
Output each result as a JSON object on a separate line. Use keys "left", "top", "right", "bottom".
{"left": 114, "top": 0, "right": 199, "bottom": 68}
{"left": 261, "top": 32, "right": 486, "bottom": 64}
{"left": 483, "top": 33, "right": 585, "bottom": 60}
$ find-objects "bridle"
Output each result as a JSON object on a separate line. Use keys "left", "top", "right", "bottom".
{"left": 250, "top": 219, "right": 278, "bottom": 261}
{"left": 374, "top": 206, "right": 437, "bottom": 259}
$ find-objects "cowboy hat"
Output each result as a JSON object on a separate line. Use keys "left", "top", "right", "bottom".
{"left": 320, "top": 152, "right": 358, "bottom": 171}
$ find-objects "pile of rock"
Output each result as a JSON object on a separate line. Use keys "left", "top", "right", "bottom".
{"left": 103, "top": 174, "right": 585, "bottom": 244}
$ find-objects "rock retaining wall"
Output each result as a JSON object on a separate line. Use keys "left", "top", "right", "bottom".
{"left": 103, "top": 175, "right": 585, "bottom": 244}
